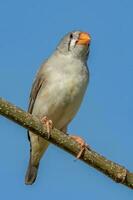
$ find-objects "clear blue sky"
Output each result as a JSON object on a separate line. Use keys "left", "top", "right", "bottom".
{"left": 0, "top": 0, "right": 133, "bottom": 199}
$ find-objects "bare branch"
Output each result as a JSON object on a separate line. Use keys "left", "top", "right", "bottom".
{"left": 0, "top": 97, "right": 133, "bottom": 189}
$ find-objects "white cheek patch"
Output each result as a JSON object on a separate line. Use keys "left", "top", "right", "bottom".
{"left": 69, "top": 38, "right": 77, "bottom": 50}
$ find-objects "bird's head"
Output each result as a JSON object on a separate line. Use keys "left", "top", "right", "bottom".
{"left": 56, "top": 31, "right": 91, "bottom": 60}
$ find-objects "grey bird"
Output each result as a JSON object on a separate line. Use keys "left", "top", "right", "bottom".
{"left": 25, "top": 30, "right": 91, "bottom": 185}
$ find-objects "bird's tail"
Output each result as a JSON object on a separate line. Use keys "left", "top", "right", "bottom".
{"left": 25, "top": 157, "right": 39, "bottom": 185}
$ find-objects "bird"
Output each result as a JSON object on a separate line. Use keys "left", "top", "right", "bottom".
{"left": 25, "top": 30, "right": 91, "bottom": 185}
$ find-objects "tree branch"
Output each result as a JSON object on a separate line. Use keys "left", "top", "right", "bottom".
{"left": 0, "top": 97, "right": 133, "bottom": 189}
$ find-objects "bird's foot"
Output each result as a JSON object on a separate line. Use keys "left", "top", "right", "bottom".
{"left": 69, "top": 135, "right": 89, "bottom": 159}
{"left": 41, "top": 116, "right": 53, "bottom": 139}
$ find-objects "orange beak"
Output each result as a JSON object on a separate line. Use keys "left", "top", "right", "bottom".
{"left": 77, "top": 32, "right": 91, "bottom": 45}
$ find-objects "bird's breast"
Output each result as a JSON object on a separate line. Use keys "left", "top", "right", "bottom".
{"left": 48, "top": 64, "right": 88, "bottom": 103}
{"left": 33, "top": 63, "right": 89, "bottom": 129}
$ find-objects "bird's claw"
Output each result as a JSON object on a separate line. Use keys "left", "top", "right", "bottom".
{"left": 41, "top": 116, "right": 53, "bottom": 139}
{"left": 69, "top": 135, "right": 89, "bottom": 159}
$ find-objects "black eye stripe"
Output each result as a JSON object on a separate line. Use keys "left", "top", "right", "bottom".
{"left": 68, "top": 33, "right": 73, "bottom": 51}
{"left": 68, "top": 40, "right": 71, "bottom": 51}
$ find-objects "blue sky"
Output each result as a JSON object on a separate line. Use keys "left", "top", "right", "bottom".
{"left": 0, "top": 0, "right": 133, "bottom": 199}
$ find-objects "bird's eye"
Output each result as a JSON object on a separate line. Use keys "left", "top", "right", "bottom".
{"left": 70, "top": 33, "right": 73, "bottom": 39}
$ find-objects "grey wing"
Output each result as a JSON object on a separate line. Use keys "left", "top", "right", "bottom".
{"left": 26, "top": 67, "right": 48, "bottom": 185}
{"left": 28, "top": 76, "right": 44, "bottom": 114}
{"left": 28, "top": 61, "right": 48, "bottom": 114}
{"left": 27, "top": 69, "right": 46, "bottom": 141}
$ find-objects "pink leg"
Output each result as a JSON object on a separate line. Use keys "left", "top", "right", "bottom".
{"left": 69, "top": 135, "right": 89, "bottom": 159}
{"left": 41, "top": 116, "right": 53, "bottom": 138}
